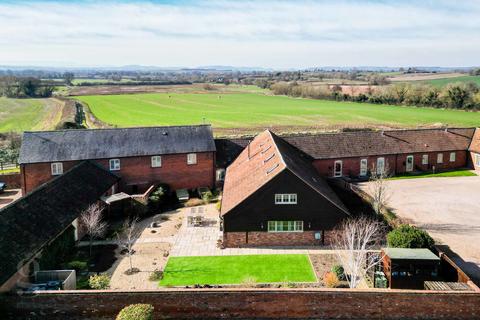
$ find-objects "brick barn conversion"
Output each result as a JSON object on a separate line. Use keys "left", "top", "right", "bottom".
{"left": 0, "top": 161, "right": 118, "bottom": 292}
{"left": 220, "top": 130, "right": 350, "bottom": 247}
{"left": 18, "top": 125, "right": 217, "bottom": 195}
{"left": 7, "top": 125, "right": 479, "bottom": 253}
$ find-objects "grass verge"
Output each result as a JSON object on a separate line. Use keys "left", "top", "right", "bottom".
{"left": 159, "top": 254, "right": 316, "bottom": 286}
{"left": 0, "top": 167, "right": 20, "bottom": 175}
{"left": 388, "top": 169, "right": 477, "bottom": 180}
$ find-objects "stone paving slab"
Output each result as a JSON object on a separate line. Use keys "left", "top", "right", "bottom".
{"left": 170, "top": 204, "right": 335, "bottom": 257}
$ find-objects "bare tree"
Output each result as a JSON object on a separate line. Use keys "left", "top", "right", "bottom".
{"left": 117, "top": 217, "right": 141, "bottom": 274}
{"left": 79, "top": 203, "right": 107, "bottom": 257}
{"left": 369, "top": 163, "right": 391, "bottom": 215}
{"left": 332, "top": 216, "right": 386, "bottom": 288}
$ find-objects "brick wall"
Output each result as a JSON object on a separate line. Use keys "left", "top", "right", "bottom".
{"left": 470, "top": 152, "right": 480, "bottom": 170}
{"left": 20, "top": 152, "right": 215, "bottom": 194}
{"left": 313, "top": 151, "right": 468, "bottom": 178}
{"left": 223, "top": 231, "right": 333, "bottom": 247}
{"left": 2, "top": 288, "right": 480, "bottom": 320}
{"left": 0, "top": 173, "right": 21, "bottom": 188}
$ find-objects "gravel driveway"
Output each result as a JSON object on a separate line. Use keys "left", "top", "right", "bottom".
{"left": 359, "top": 175, "right": 480, "bottom": 285}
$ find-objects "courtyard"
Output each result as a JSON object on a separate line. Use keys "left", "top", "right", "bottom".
{"left": 359, "top": 174, "right": 480, "bottom": 285}
{"left": 102, "top": 203, "right": 344, "bottom": 289}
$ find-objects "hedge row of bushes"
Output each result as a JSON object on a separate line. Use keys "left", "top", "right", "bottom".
{"left": 271, "top": 81, "right": 480, "bottom": 110}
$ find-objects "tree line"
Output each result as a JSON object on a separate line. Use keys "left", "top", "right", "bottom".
{"left": 0, "top": 76, "right": 54, "bottom": 98}
{"left": 270, "top": 81, "right": 480, "bottom": 110}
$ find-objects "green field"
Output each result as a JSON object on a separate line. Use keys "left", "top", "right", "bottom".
{"left": 419, "top": 75, "right": 480, "bottom": 87}
{"left": 77, "top": 93, "right": 480, "bottom": 130}
{"left": 159, "top": 255, "right": 316, "bottom": 286}
{"left": 0, "top": 97, "right": 63, "bottom": 132}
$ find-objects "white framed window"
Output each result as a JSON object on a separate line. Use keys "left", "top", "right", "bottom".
{"left": 51, "top": 162, "right": 63, "bottom": 176}
{"left": 449, "top": 152, "right": 456, "bottom": 162}
{"left": 476, "top": 154, "right": 480, "bottom": 166}
{"left": 437, "top": 153, "right": 443, "bottom": 164}
{"left": 187, "top": 153, "right": 197, "bottom": 165}
{"left": 422, "top": 154, "right": 429, "bottom": 165}
{"left": 268, "top": 221, "right": 303, "bottom": 232}
{"left": 216, "top": 168, "right": 225, "bottom": 181}
{"left": 151, "top": 155, "right": 162, "bottom": 168}
{"left": 360, "top": 159, "right": 368, "bottom": 176}
{"left": 109, "top": 158, "right": 120, "bottom": 171}
{"left": 333, "top": 160, "right": 343, "bottom": 177}
{"left": 376, "top": 157, "right": 385, "bottom": 175}
{"left": 274, "top": 193, "right": 297, "bottom": 204}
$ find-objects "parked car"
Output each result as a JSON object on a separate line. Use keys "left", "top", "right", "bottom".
{"left": 0, "top": 182, "right": 7, "bottom": 193}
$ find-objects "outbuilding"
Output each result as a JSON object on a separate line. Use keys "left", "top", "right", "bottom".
{"left": 381, "top": 247, "right": 441, "bottom": 289}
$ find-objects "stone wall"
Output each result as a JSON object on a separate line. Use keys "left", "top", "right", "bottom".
{"left": 1, "top": 288, "right": 480, "bottom": 320}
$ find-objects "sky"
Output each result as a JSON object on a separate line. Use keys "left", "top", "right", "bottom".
{"left": 0, "top": 0, "right": 479, "bottom": 69}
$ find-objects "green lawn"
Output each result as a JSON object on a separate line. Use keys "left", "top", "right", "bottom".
{"left": 159, "top": 254, "right": 316, "bottom": 286}
{"left": 77, "top": 93, "right": 480, "bottom": 130}
{"left": 389, "top": 169, "right": 477, "bottom": 180}
{"left": 419, "top": 75, "right": 480, "bottom": 87}
{"left": 0, "top": 167, "right": 20, "bottom": 174}
{"left": 0, "top": 97, "right": 62, "bottom": 132}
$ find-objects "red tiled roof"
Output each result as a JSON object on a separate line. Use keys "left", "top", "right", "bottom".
{"left": 220, "top": 130, "right": 348, "bottom": 216}
{"left": 469, "top": 128, "right": 480, "bottom": 154}
{"left": 284, "top": 128, "right": 475, "bottom": 159}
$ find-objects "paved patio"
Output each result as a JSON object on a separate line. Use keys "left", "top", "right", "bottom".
{"left": 170, "top": 204, "right": 335, "bottom": 256}
{"left": 0, "top": 189, "right": 22, "bottom": 209}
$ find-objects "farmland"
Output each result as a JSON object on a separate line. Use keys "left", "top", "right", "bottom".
{"left": 389, "top": 72, "right": 480, "bottom": 87}
{"left": 0, "top": 98, "right": 64, "bottom": 132}
{"left": 419, "top": 75, "right": 480, "bottom": 87}
{"left": 77, "top": 92, "right": 480, "bottom": 134}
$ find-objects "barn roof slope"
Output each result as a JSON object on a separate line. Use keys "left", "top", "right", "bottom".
{"left": 220, "top": 130, "right": 348, "bottom": 216}
{"left": 0, "top": 161, "right": 119, "bottom": 286}
{"left": 284, "top": 128, "right": 475, "bottom": 159}
{"left": 19, "top": 125, "right": 216, "bottom": 164}
{"left": 469, "top": 128, "right": 480, "bottom": 154}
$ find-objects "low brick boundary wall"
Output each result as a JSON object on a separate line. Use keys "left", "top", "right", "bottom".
{"left": 0, "top": 173, "right": 20, "bottom": 188}
{"left": 1, "top": 288, "right": 479, "bottom": 320}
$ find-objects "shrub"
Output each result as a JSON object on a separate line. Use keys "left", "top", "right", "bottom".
{"left": 323, "top": 271, "right": 339, "bottom": 288}
{"left": 88, "top": 274, "right": 110, "bottom": 289}
{"left": 215, "top": 200, "right": 221, "bottom": 212}
{"left": 66, "top": 260, "right": 88, "bottom": 272}
{"left": 202, "top": 191, "right": 213, "bottom": 204}
{"left": 38, "top": 226, "right": 76, "bottom": 270}
{"left": 331, "top": 265, "right": 345, "bottom": 280}
{"left": 184, "top": 198, "right": 204, "bottom": 207}
{"left": 148, "top": 184, "right": 170, "bottom": 211}
{"left": 387, "top": 224, "right": 434, "bottom": 249}
{"left": 148, "top": 269, "right": 163, "bottom": 281}
{"left": 241, "top": 276, "right": 257, "bottom": 288}
{"left": 116, "top": 304, "right": 154, "bottom": 320}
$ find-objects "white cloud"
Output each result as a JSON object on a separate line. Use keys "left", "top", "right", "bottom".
{"left": 0, "top": 0, "right": 479, "bottom": 67}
